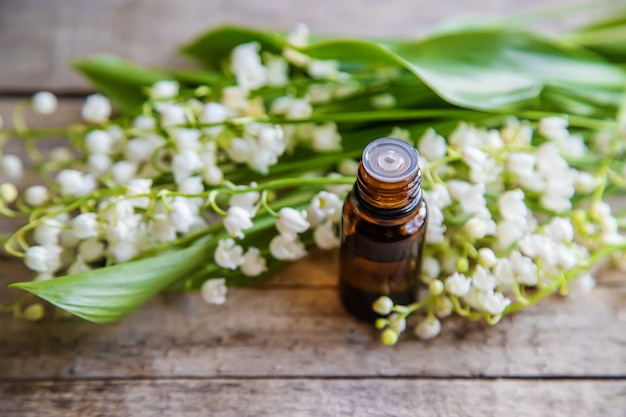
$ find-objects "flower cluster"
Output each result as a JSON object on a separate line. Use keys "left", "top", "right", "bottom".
{"left": 0, "top": 25, "right": 360, "bottom": 316}
{"left": 374, "top": 118, "right": 626, "bottom": 343}
{"left": 0, "top": 23, "right": 624, "bottom": 340}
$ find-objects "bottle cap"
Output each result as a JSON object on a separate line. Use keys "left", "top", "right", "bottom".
{"left": 362, "top": 137, "right": 419, "bottom": 183}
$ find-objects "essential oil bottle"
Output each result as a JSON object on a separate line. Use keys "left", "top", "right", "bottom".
{"left": 339, "top": 137, "right": 428, "bottom": 322}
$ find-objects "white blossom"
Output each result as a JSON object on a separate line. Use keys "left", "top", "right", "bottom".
{"left": 422, "top": 257, "right": 441, "bottom": 282}
{"left": 574, "top": 171, "right": 599, "bottom": 193}
{"left": 308, "top": 191, "right": 342, "bottom": 226}
{"left": 501, "top": 119, "right": 532, "bottom": 146}
{"left": 495, "top": 220, "right": 525, "bottom": 251}
{"left": 307, "top": 59, "right": 340, "bottom": 79}
{"left": 172, "top": 150, "right": 203, "bottom": 182}
{"left": 285, "top": 99, "right": 313, "bottom": 120}
{"left": 544, "top": 217, "right": 574, "bottom": 243}
{"left": 372, "top": 296, "right": 394, "bottom": 315}
{"left": 287, "top": 22, "right": 309, "bottom": 47}
{"left": 224, "top": 206, "right": 254, "bottom": 239}
{"left": 478, "top": 290, "right": 511, "bottom": 315}
{"left": 541, "top": 179, "right": 574, "bottom": 213}
{"left": 471, "top": 266, "right": 497, "bottom": 291}
{"left": 33, "top": 219, "right": 63, "bottom": 246}
{"left": 418, "top": 128, "right": 447, "bottom": 161}
{"left": 56, "top": 170, "right": 96, "bottom": 197}
{"left": 201, "top": 278, "right": 228, "bottom": 305}
{"left": 434, "top": 296, "right": 453, "bottom": 318}
{"left": 125, "top": 178, "right": 152, "bottom": 209}
{"left": 81, "top": 94, "right": 111, "bottom": 123}
{"left": 276, "top": 207, "right": 310, "bottom": 240}
{"left": 415, "top": 317, "right": 441, "bottom": 340}
{"left": 0, "top": 184, "right": 16, "bottom": 204}
{"left": 371, "top": 93, "right": 396, "bottom": 109}
{"left": 478, "top": 247, "right": 497, "bottom": 268}
{"left": 59, "top": 230, "right": 80, "bottom": 249}
{"left": 133, "top": 115, "right": 156, "bottom": 130}
{"left": 241, "top": 247, "right": 268, "bottom": 276}
{"left": 1, "top": 154, "right": 24, "bottom": 180}
{"left": 148, "top": 213, "right": 177, "bottom": 244}
{"left": 568, "top": 273, "right": 596, "bottom": 295}
{"left": 229, "top": 185, "right": 260, "bottom": 215}
{"left": 231, "top": 42, "right": 268, "bottom": 91}
{"left": 338, "top": 158, "right": 359, "bottom": 177}
{"left": 150, "top": 80, "right": 179, "bottom": 99}
{"left": 215, "top": 238, "right": 244, "bottom": 269}
{"left": 387, "top": 314, "right": 406, "bottom": 334}
{"left": 24, "top": 245, "right": 61, "bottom": 273}
{"left": 424, "top": 183, "right": 451, "bottom": 210}
{"left": 170, "top": 198, "right": 196, "bottom": 233}
{"left": 88, "top": 154, "right": 112, "bottom": 176}
{"left": 539, "top": 116, "right": 568, "bottom": 142}
{"left": 266, "top": 55, "right": 289, "bottom": 86}
{"left": 111, "top": 161, "right": 137, "bottom": 185}
{"left": 449, "top": 122, "right": 481, "bottom": 148}
{"left": 510, "top": 251, "right": 539, "bottom": 286}
{"left": 173, "top": 128, "right": 201, "bottom": 151}
{"left": 269, "top": 234, "right": 307, "bottom": 260}
{"left": 85, "top": 130, "right": 113, "bottom": 155}
{"left": 425, "top": 205, "right": 446, "bottom": 244}
{"left": 444, "top": 272, "right": 471, "bottom": 296}
{"left": 313, "top": 220, "right": 340, "bottom": 249}
{"left": 24, "top": 185, "right": 49, "bottom": 206}
{"left": 72, "top": 212, "right": 100, "bottom": 239}
{"left": 464, "top": 217, "right": 487, "bottom": 241}
{"left": 221, "top": 86, "right": 249, "bottom": 111}
{"left": 32, "top": 91, "right": 58, "bottom": 115}
{"left": 108, "top": 240, "right": 138, "bottom": 263}
{"left": 156, "top": 102, "right": 186, "bottom": 127}
{"left": 67, "top": 258, "right": 91, "bottom": 275}
{"left": 498, "top": 189, "right": 528, "bottom": 222}
{"left": 78, "top": 238, "right": 105, "bottom": 262}
{"left": 311, "top": 123, "right": 342, "bottom": 152}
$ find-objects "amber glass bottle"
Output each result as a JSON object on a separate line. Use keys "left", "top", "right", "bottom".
{"left": 339, "top": 137, "right": 428, "bottom": 322}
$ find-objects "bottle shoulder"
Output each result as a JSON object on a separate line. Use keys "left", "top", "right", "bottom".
{"left": 343, "top": 194, "right": 427, "bottom": 238}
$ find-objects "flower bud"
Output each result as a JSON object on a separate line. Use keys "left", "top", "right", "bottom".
{"left": 381, "top": 328, "right": 398, "bottom": 346}
{"left": 0, "top": 183, "right": 18, "bottom": 203}
{"left": 372, "top": 296, "right": 394, "bottom": 316}
{"left": 456, "top": 257, "right": 469, "bottom": 273}
{"left": 32, "top": 91, "right": 58, "bottom": 115}
{"left": 428, "top": 280, "right": 444, "bottom": 296}
{"left": 24, "top": 185, "right": 49, "bottom": 206}
{"left": 23, "top": 303, "right": 45, "bottom": 321}
{"left": 414, "top": 316, "right": 441, "bottom": 340}
{"left": 375, "top": 318, "right": 387, "bottom": 330}
{"left": 464, "top": 217, "right": 486, "bottom": 240}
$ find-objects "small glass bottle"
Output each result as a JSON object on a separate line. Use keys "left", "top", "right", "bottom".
{"left": 339, "top": 137, "right": 428, "bottom": 322}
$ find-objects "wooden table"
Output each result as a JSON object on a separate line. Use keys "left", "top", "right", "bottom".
{"left": 1, "top": 1, "right": 625, "bottom": 416}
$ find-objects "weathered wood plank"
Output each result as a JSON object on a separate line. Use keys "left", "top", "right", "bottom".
{"left": 1, "top": 378, "right": 624, "bottom": 417}
{"left": 1, "top": 280, "right": 624, "bottom": 380}
{"left": 0, "top": 0, "right": 615, "bottom": 92}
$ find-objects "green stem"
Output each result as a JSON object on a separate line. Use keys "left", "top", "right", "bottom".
{"left": 503, "top": 241, "right": 626, "bottom": 315}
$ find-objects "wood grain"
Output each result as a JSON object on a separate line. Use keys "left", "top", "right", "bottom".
{"left": 1, "top": 378, "right": 624, "bottom": 417}
{"left": 0, "top": 0, "right": 616, "bottom": 92}
{"left": 1, "top": 275, "right": 624, "bottom": 380}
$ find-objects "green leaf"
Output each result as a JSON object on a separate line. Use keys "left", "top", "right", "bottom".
{"left": 180, "top": 25, "right": 287, "bottom": 68}
{"left": 566, "top": 14, "right": 626, "bottom": 63}
{"left": 181, "top": 25, "right": 624, "bottom": 113}
{"left": 72, "top": 54, "right": 170, "bottom": 113}
{"left": 10, "top": 239, "right": 214, "bottom": 323}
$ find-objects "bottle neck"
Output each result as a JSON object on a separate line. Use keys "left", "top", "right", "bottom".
{"left": 354, "top": 160, "right": 423, "bottom": 218}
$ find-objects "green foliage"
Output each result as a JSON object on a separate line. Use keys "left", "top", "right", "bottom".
{"left": 72, "top": 54, "right": 170, "bottom": 112}
{"left": 10, "top": 239, "right": 214, "bottom": 323}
